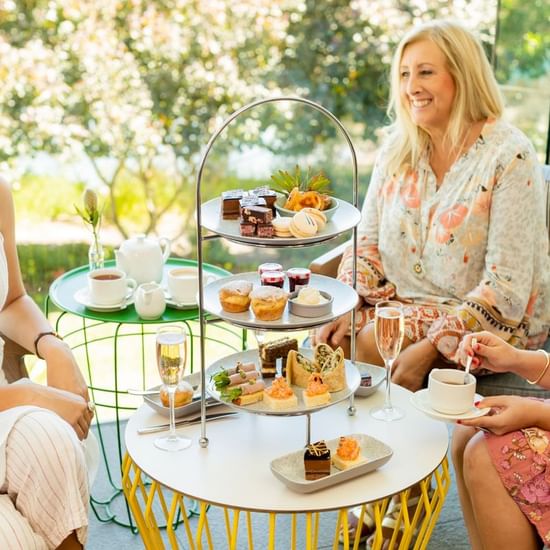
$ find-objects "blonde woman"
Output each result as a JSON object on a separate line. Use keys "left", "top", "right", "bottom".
{"left": 315, "top": 20, "right": 549, "bottom": 392}
{"left": 318, "top": 19, "right": 550, "bottom": 546}
{"left": 0, "top": 178, "right": 92, "bottom": 549}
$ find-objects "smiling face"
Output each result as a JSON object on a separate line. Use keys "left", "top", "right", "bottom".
{"left": 399, "top": 39, "right": 456, "bottom": 136}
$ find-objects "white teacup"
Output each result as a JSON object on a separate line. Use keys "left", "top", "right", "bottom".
{"left": 428, "top": 368, "right": 476, "bottom": 415}
{"left": 167, "top": 267, "right": 215, "bottom": 304}
{"left": 88, "top": 268, "right": 137, "bottom": 306}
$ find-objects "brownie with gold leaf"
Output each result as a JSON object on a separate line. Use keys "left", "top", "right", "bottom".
{"left": 304, "top": 440, "right": 331, "bottom": 480}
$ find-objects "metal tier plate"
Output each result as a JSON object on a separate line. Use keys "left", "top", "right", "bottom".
{"left": 206, "top": 348, "right": 360, "bottom": 417}
{"left": 203, "top": 272, "right": 359, "bottom": 330}
{"left": 200, "top": 197, "right": 361, "bottom": 246}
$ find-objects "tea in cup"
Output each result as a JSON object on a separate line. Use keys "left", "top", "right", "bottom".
{"left": 428, "top": 368, "right": 476, "bottom": 415}
{"left": 167, "top": 267, "right": 215, "bottom": 304}
{"left": 88, "top": 268, "right": 137, "bottom": 306}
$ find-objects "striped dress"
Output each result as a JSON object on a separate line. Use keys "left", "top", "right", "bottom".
{"left": 0, "top": 233, "right": 89, "bottom": 549}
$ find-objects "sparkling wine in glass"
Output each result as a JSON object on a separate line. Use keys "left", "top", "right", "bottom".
{"left": 154, "top": 325, "right": 191, "bottom": 451}
{"left": 370, "top": 301, "right": 405, "bottom": 421}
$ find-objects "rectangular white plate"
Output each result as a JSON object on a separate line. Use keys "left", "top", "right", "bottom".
{"left": 270, "top": 433, "right": 393, "bottom": 493}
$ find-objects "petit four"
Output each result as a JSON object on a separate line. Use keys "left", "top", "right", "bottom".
{"left": 303, "top": 373, "right": 331, "bottom": 407}
{"left": 304, "top": 440, "right": 331, "bottom": 480}
{"left": 221, "top": 189, "right": 245, "bottom": 220}
{"left": 332, "top": 436, "right": 367, "bottom": 470}
{"left": 251, "top": 186, "right": 277, "bottom": 215}
{"left": 263, "top": 376, "right": 298, "bottom": 410}
{"left": 260, "top": 337, "right": 298, "bottom": 377}
{"left": 218, "top": 280, "right": 253, "bottom": 313}
{"left": 250, "top": 286, "right": 288, "bottom": 321}
{"left": 159, "top": 380, "right": 194, "bottom": 408}
{"left": 272, "top": 217, "right": 292, "bottom": 238}
{"left": 241, "top": 204, "right": 272, "bottom": 225}
{"left": 257, "top": 223, "right": 274, "bottom": 238}
{"left": 289, "top": 211, "right": 318, "bottom": 238}
{"left": 300, "top": 207, "right": 327, "bottom": 230}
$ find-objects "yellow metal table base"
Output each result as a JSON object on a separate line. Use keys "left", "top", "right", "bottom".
{"left": 122, "top": 454, "right": 450, "bottom": 550}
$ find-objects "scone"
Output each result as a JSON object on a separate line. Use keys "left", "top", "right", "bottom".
{"left": 250, "top": 286, "right": 288, "bottom": 321}
{"left": 218, "top": 280, "right": 253, "bottom": 313}
{"left": 160, "top": 380, "right": 194, "bottom": 408}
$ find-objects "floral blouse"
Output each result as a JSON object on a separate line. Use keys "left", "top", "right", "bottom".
{"left": 338, "top": 119, "right": 550, "bottom": 362}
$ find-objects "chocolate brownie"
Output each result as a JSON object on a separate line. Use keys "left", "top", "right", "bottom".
{"left": 221, "top": 189, "right": 245, "bottom": 220}
{"left": 256, "top": 223, "right": 274, "bottom": 238}
{"left": 240, "top": 205, "right": 272, "bottom": 224}
{"left": 304, "top": 441, "right": 331, "bottom": 480}
{"left": 239, "top": 222, "right": 256, "bottom": 236}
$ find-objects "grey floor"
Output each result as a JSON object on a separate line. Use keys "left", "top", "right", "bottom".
{"left": 87, "top": 421, "right": 469, "bottom": 549}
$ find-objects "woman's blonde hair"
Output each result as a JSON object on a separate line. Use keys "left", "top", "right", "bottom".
{"left": 384, "top": 20, "right": 504, "bottom": 176}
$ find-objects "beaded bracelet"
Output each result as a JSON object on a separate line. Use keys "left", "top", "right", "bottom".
{"left": 526, "top": 349, "right": 550, "bottom": 386}
{"left": 33, "top": 331, "right": 63, "bottom": 360}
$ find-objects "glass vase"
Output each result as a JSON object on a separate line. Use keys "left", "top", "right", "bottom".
{"left": 88, "top": 237, "right": 105, "bottom": 272}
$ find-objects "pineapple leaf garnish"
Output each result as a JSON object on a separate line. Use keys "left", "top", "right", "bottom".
{"left": 269, "top": 165, "right": 331, "bottom": 197}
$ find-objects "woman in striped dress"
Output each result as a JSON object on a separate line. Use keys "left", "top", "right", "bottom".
{"left": 0, "top": 177, "right": 91, "bottom": 549}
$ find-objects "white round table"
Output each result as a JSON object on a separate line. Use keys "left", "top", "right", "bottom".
{"left": 123, "top": 384, "right": 451, "bottom": 549}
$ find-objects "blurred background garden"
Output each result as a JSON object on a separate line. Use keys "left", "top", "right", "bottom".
{"left": 0, "top": 0, "right": 548, "bottom": 307}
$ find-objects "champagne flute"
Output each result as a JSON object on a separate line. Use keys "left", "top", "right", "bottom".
{"left": 154, "top": 325, "right": 191, "bottom": 451}
{"left": 370, "top": 300, "right": 405, "bottom": 421}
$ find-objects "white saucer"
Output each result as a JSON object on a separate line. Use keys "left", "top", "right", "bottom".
{"left": 410, "top": 389, "right": 490, "bottom": 422}
{"left": 74, "top": 287, "right": 135, "bottom": 312}
{"left": 162, "top": 290, "right": 196, "bottom": 310}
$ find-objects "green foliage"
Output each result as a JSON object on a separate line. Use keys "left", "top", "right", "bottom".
{"left": 270, "top": 166, "right": 331, "bottom": 197}
{"left": 496, "top": 0, "right": 549, "bottom": 82}
{"left": 13, "top": 175, "right": 82, "bottom": 221}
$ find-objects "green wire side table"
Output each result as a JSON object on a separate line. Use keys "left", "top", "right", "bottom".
{"left": 46, "top": 258, "right": 242, "bottom": 530}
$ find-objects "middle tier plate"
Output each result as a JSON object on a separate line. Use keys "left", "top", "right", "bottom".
{"left": 206, "top": 348, "right": 361, "bottom": 417}
{"left": 203, "top": 272, "right": 359, "bottom": 330}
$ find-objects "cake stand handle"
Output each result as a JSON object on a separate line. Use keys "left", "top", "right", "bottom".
{"left": 305, "top": 413, "right": 311, "bottom": 447}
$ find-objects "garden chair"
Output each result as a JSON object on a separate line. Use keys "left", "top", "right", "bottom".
{"left": 309, "top": 164, "right": 550, "bottom": 397}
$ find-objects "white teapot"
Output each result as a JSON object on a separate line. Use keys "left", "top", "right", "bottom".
{"left": 115, "top": 234, "right": 170, "bottom": 284}
{"left": 134, "top": 282, "right": 166, "bottom": 320}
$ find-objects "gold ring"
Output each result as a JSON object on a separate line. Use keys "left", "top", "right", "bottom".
{"left": 87, "top": 401, "right": 96, "bottom": 413}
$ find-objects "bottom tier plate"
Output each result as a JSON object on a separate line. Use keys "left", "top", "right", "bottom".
{"left": 271, "top": 433, "right": 393, "bottom": 493}
{"left": 206, "top": 348, "right": 360, "bottom": 417}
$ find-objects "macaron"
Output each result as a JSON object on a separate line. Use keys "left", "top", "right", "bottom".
{"left": 272, "top": 216, "right": 292, "bottom": 237}
{"left": 300, "top": 208, "right": 327, "bottom": 231}
{"left": 289, "top": 211, "right": 318, "bottom": 238}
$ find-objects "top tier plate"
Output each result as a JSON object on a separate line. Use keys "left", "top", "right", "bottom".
{"left": 200, "top": 197, "right": 361, "bottom": 246}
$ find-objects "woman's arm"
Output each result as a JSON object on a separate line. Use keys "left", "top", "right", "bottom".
{"left": 0, "top": 179, "right": 88, "bottom": 401}
{"left": 459, "top": 331, "right": 550, "bottom": 388}
{"left": 0, "top": 382, "right": 90, "bottom": 440}
{"left": 427, "top": 145, "right": 546, "bottom": 363}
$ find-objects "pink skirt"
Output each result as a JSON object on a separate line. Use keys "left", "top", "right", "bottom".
{"left": 485, "top": 426, "right": 550, "bottom": 544}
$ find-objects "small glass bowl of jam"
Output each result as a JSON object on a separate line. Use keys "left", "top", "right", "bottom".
{"left": 286, "top": 267, "right": 311, "bottom": 292}
{"left": 258, "top": 262, "right": 283, "bottom": 275}
{"left": 260, "top": 270, "right": 285, "bottom": 288}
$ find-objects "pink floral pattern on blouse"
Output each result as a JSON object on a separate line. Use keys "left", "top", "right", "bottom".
{"left": 338, "top": 119, "right": 550, "bottom": 363}
{"left": 485, "top": 426, "right": 550, "bottom": 543}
